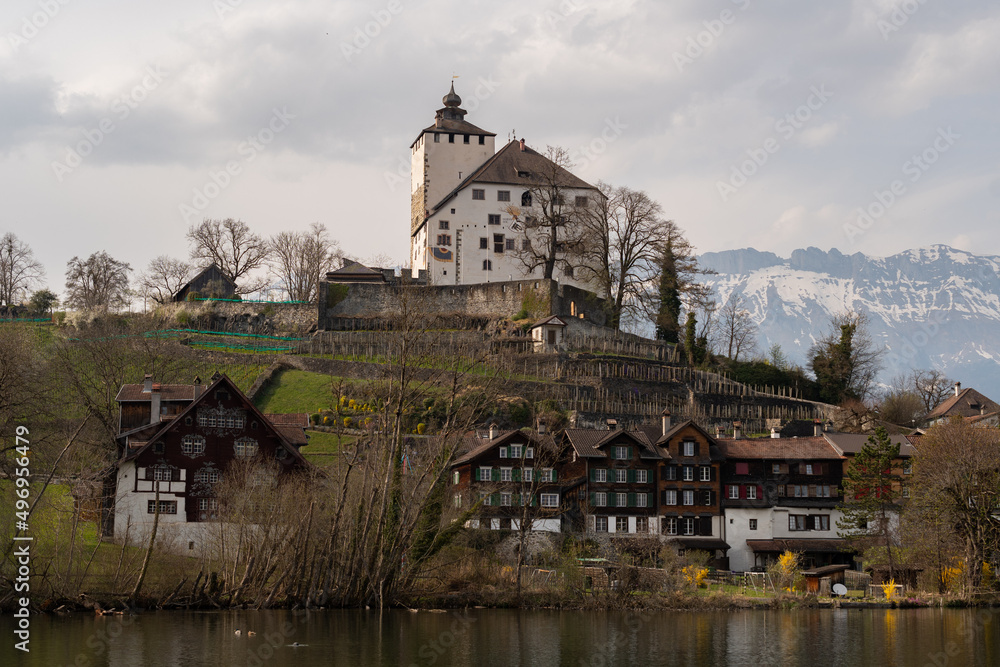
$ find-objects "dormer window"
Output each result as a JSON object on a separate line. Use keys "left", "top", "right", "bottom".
{"left": 517, "top": 170, "right": 530, "bottom": 178}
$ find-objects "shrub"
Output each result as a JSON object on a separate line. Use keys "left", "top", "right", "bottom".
{"left": 343, "top": 416, "right": 353, "bottom": 428}
{"left": 416, "top": 423, "right": 426, "bottom": 435}
{"left": 176, "top": 310, "right": 192, "bottom": 326}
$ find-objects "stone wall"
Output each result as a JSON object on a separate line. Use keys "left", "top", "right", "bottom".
{"left": 159, "top": 301, "right": 317, "bottom": 335}
{"left": 318, "top": 278, "right": 607, "bottom": 330}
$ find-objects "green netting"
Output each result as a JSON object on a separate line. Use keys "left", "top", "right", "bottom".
{"left": 0, "top": 318, "right": 52, "bottom": 323}
{"left": 187, "top": 298, "right": 310, "bottom": 304}
{"left": 145, "top": 329, "right": 308, "bottom": 342}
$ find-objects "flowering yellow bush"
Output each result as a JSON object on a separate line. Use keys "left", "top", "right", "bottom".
{"left": 682, "top": 565, "right": 708, "bottom": 588}
{"left": 881, "top": 578, "right": 897, "bottom": 599}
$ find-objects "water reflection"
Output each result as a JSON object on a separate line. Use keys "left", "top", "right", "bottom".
{"left": 2, "top": 606, "right": 997, "bottom": 666}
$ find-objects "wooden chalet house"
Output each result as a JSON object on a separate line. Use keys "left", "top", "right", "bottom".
{"left": 450, "top": 427, "right": 565, "bottom": 532}
{"left": 113, "top": 373, "right": 309, "bottom": 554}
{"left": 561, "top": 422, "right": 661, "bottom": 536}
{"left": 719, "top": 429, "right": 848, "bottom": 572}
{"left": 172, "top": 263, "right": 237, "bottom": 302}
{"left": 654, "top": 413, "right": 728, "bottom": 564}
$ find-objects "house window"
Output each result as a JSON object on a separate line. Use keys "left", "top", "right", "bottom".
{"left": 902, "top": 486, "right": 910, "bottom": 498}
{"left": 541, "top": 493, "right": 559, "bottom": 508}
{"left": 616, "top": 492, "right": 627, "bottom": 507}
{"left": 575, "top": 196, "right": 588, "bottom": 207}
{"left": 772, "top": 463, "right": 781, "bottom": 474}
{"left": 747, "top": 485, "right": 757, "bottom": 500}
{"left": 498, "top": 190, "right": 510, "bottom": 202}
{"left": 682, "top": 466, "right": 694, "bottom": 482}
{"left": 521, "top": 239, "right": 531, "bottom": 251}
{"left": 493, "top": 234, "right": 504, "bottom": 253}
{"left": 478, "top": 135, "right": 485, "bottom": 145}
{"left": 615, "top": 469, "right": 627, "bottom": 484}
{"left": 500, "top": 467, "right": 512, "bottom": 482}
{"left": 480, "top": 491, "right": 491, "bottom": 506}
{"left": 805, "top": 464, "right": 814, "bottom": 475}
{"left": 636, "top": 517, "right": 649, "bottom": 533}
{"left": 517, "top": 170, "right": 530, "bottom": 178}
{"left": 152, "top": 467, "right": 172, "bottom": 481}
{"left": 789, "top": 515, "right": 807, "bottom": 531}
{"left": 436, "top": 234, "right": 452, "bottom": 246}
{"left": 499, "top": 446, "right": 508, "bottom": 458}
{"left": 505, "top": 238, "right": 515, "bottom": 251}
{"left": 595, "top": 469, "right": 607, "bottom": 483}
{"left": 525, "top": 447, "right": 534, "bottom": 459}
{"left": 749, "top": 519, "right": 758, "bottom": 530}
{"left": 452, "top": 471, "right": 460, "bottom": 485}
{"left": 148, "top": 500, "right": 177, "bottom": 514}
{"left": 479, "top": 237, "right": 488, "bottom": 249}
{"left": 703, "top": 490, "right": 713, "bottom": 506}
{"left": 463, "top": 134, "right": 470, "bottom": 144}
{"left": 181, "top": 435, "right": 205, "bottom": 457}
{"left": 615, "top": 446, "right": 629, "bottom": 460}
{"left": 682, "top": 518, "right": 696, "bottom": 536}
{"left": 523, "top": 468, "right": 533, "bottom": 482}
{"left": 448, "top": 133, "right": 455, "bottom": 143}
{"left": 472, "top": 188, "right": 485, "bottom": 200}
{"left": 636, "top": 493, "right": 648, "bottom": 508}
{"left": 488, "top": 214, "right": 501, "bottom": 225}
{"left": 664, "top": 490, "right": 677, "bottom": 505}
{"left": 728, "top": 485, "right": 740, "bottom": 500}
{"left": 482, "top": 260, "right": 492, "bottom": 271}
{"left": 682, "top": 490, "right": 694, "bottom": 506}
{"left": 564, "top": 266, "right": 574, "bottom": 278}
{"left": 453, "top": 494, "right": 462, "bottom": 508}
{"left": 735, "top": 462, "right": 749, "bottom": 475}
{"left": 521, "top": 191, "right": 532, "bottom": 206}
{"left": 439, "top": 220, "right": 450, "bottom": 229}
{"left": 813, "top": 515, "right": 830, "bottom": 531}
{"left": 234, "top": 437, "right": 258, "bottom": 458}
{"left": 636, "top": 469, "right": 648, "bottom": 484}
{"left": 903, "top": 460, "right": 913, "bottom": 475}
{"left": 595, "top": 516, "right": 608, "bottom": 532}
{"left": 153, "top": 442, "right": 164, "bottom": 454}
{"left": 683, "top": 441, "right": 695, "bottom": 456}
{"left": 700, "top": 467, "right": 711, "bottom": 482}
{"left": 541, "top": 468, "right": 555, "bottom": 482}
{"left": 818, "top": 485, "right": 831, "bottom": 498}
{"left": 500, "top": 492, "right": 512, "bottom": 506}
{"left": 510, "top": 444, "right": 522, "bottom": 458}
{"left": 433, "top": 133, "right": 440, "bottom": 143}
{"left": 616, "top": 517, "right": 629, "bottom": 533}
{"left": 664, "top": 518, "right": 678, "bottom": 535}
{"left": 664, "top": 466, "right": 677, "bottom": 481}
{"left": 195, "top": 469, "right": 220, "bottom": 484}
{"left": 595, "top": 492, "right": 607, "bottom": 507}
{"left": 478, "top": 466, "right": 491, "bottom": 481}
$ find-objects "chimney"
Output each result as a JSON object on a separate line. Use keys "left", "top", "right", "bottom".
{"left": 193, "top": 375, "right": 203, "bottom": 398}
{"left": 537, "top": 417, "right": 547, "bottom": 435}
{"left": 955, "top": 382, "right": 962, "bottom": 397}
{"left": 814, "top": 420, "right": 822, "bottom": 437}
{"left": 143, "top": 374, "right": 153, "bottom": 393}
{"left": 606, "top": 418, "right": 618, "bottom": 431}
{"left": 150, "top": 383, "right": 161, "bottom": 424}
{"left": 715, "top": 425, "right": 722, "bottom": 438}
{"left": 488, "top": 423, "right": 498, "bottom": 440}
{"left": 771, "top": 428, "right": 780, "bottom": 439}
{"left": 661, "top": 409, "right": 672, "bottom": 436}
{"left": 519, "top": 138, "right": 526, "bottom": 151}
{"left": 733, "top": 421, "right": 743, "bottom": 440}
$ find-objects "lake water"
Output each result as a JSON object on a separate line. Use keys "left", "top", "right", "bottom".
{"left": 3, "top": 606, "right": 998, "bottom": 666}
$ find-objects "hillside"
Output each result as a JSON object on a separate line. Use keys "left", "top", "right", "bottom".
{"left": 699, "top": 245, "right": 1000, "bottom": 397}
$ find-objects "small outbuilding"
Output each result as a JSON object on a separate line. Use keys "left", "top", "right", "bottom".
{"left": 530, "top": 315, "right": 567, "bottom": 353}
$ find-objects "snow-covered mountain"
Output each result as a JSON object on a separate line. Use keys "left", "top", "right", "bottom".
{"left": 698, "top": 245, "right": 1000, "bottom": 399}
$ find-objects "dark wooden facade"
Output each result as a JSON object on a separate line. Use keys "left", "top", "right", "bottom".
{"left": 173, "top": 263, "right": 237, "bottom": 302}
{"left": 656, "top": 420, "right": 723, "bottom": 539}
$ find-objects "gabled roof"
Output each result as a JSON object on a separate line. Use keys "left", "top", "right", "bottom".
{"left": 530, "top": 316, "right": 567, "bottom": 329}
{"left": 426, "top": 140, "right": 599, "bottom": 216}
{"left": 452, "top": 429, "right": 554, "bottom": 466}
{"left": 120, "top": 374, "right": 308, "bottom": 466}
{"left": 325, "top": 262, "right": 386, "bottom": 282}
{"left": 265, "top": 413, "right": 309, "bottom": 428}
{"left": 115, "top": 384, "right": 197, "bottom": 402}
{"left": 562, "top": 428, "right": 661, "bottom": 459}
{"left": 720, "top": 436, "right": 843, "bottom": 461}
{"left": 173, "top": 263, "right": 237, "bottom": 300}
{"left": 654, "top": 419, "right": 725, "bottom": 462}
{"left": 925, "top": 387, "right": 1000, "bottom": 420}
{"left": 823, "top": 432, "right": 916, "bottom": 457}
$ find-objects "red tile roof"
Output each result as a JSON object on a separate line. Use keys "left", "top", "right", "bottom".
{"left": 265, "top": 413, "right": 309, "bottom": 428}
{"left": 720, "top": 436, "right": 843, "bottom": 460}
{"left": 115, "top": 384, "right": 196, "bottom": 402}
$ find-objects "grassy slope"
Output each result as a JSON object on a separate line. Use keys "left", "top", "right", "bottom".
{"left": 253, "top": 369, "right": 345, "bottom": 414}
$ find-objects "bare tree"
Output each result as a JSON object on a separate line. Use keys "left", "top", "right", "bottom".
{"left": 267, "top": 223, "right": 341, "bottom": 302}
{"left": 187, "top": 218, "right": 269, "bottom": 295}
{"left": 64, "top": 251, "right": 132, "bottom": 311}
{"left": 714, "top": 293, "right": 758, "bottom": 361}
{"left": 138, "top": 255, "right": 192, "bottom": 305}
{"left": 910, "top": 369, "right": 954, "bottom": 414}
{"left": 877, "top": 374, "right": 926, "bottom": 426}
{"left": 0, "top": 233, "right": 44, "bottom": 308}
{"left": 505, "top": 145, "right": 592, "bottom": 280}
{"left": 575, "top": 183, "right": 668, "bottom": 330}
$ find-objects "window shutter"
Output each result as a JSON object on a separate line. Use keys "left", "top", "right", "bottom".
{"left": 661, "top": 490, "right": 667, "bottom": 505}
{"left": 693, "top": 441, "right": 700, "bottom": 456}
{"left": 608, "top": 493, "right": 616, "bottom": 508}
{"left": 492, "top": 469, "right": 499, "bottom": 482}
{"left": 590, "top": 468, "right": 596, "bottom": 482}
{"left": 491, "top": 493, "right": 499, "bottom": 506}
{"left": 740, "top": 485, "right": 746, "bottom": 499}
{"left": 628, "top": 469, "right": 636, "bottom": 483}
{"left": 474, "top": 468, "right": 480, "bottom": 482}
{"left": 699, "top": 517, "right": 712, "bottom": 536}
{"left": 709, "top": 491, "right": 716, "bottom": 506}
{"left": 551, "top": 469, "right": 557, "bottom": 482}
{"left": 530, "top": 495, "right": 537, "bottom": 507}
{"left": 628, "top": 493, "right": 636, "bottom": 507}
{"left": 628, "top": 446, "right": 634, "bottom": 459}
{"left": 709, "top": 467, "right": 715, "bottom": 481}
{"left": 590, "top": 492, "right": 596, "bottom": 506}
{"left": 513, "top": 468, "right": 521, "bottom": 482}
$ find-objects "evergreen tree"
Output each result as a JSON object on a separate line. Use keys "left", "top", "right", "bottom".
{"left": 655, "top": 238, "right": 682, "bottom": 342}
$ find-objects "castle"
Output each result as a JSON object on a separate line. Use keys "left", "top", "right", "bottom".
{"left": 408, "top": 83, "right": 601, "bottom": 289}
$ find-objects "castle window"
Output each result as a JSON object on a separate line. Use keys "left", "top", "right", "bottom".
{"left": 522, "top": 239, "right": 531, "bottom": 251}
{"left": 448, "top": 133, "right": 455, "bottom": 143}
{"left": 575, "top": 196, "right": 589, "bottom": 207}
{"left": 488, "top": 214, "right": 500, "bottom": 225}
{"left": 493, "top": 234, "right": 504, "bottom": 253}
{"left": 506, "top": 239, "right": 515, "bottom": 251}
{"left": 482, "top": 260, "right": 492, "bottom": 271}
{"left": 439, "top": 220, "right": 449, "bottom": 230}
{"left": 497, "top": 190, "right": 510, "bottom": 202}
{"left": 478, "top": 135, "right": 485, "bottom": 145}
{"left": 463, "top": 134, "right": 470, "bottom": 144}
{"left": 472, "top": 189, "right": 485, "bottom": 200}
{"left": 479, "top": 237, "right": 488, "bottom": 249}
{"left": 521, "top": 191, "right": 532, "bottom": 206}
{"left": 433, "top": 133, "right": 440, "bottom": 143}
{"left": 436, "top": 234, "right": 452, "bottom": 246}
{"left": 564, "top": 266, "right": 574, "bottom": 278}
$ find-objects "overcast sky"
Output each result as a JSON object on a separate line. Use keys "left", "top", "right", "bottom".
{"left": 3, "top": 0, "right": 998, "bottom": 295}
